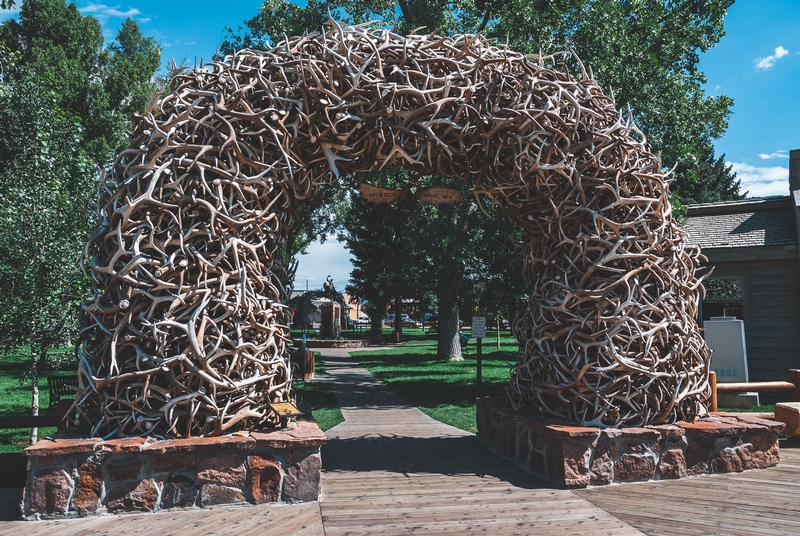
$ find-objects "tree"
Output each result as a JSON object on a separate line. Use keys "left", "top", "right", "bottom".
{"left": 339, "top": 174, "right": 421, "bottom": 345}
{"left": 465, "top": 206, "right": 527, "bottom": 331}
{"left": 672, "top": 143, "right": 744, "bottom": 205}
{"left": 223, "top": 0, "right": 739, "bottom": 204}
{"left": 0, "top": 69, "right": 92, "bottom": 443}
{"left": 225, "top": 0, "right": 739, "bottom": 359}
{"left": 489, "top": 0, "right": 737, "bottom": 202}
{"left": 0, "top": 0, "right": 160, "bottom": 442}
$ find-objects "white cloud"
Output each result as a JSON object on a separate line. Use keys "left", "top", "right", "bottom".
{"left": 758, "top": 150, "right": 790, "bottom": 160}
{"left": 79, "top": 4, "right": 140, "bottom": 18}
{"left": 755, "top": 46, "right": 789, "bottom": 70}
{"left": 730, "top": 162, "right": 788, "bottom": 197}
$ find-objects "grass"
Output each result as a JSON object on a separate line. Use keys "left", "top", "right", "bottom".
{"left": 718, "top": 404, "right": 775, "bottom": 413}
{"left": 294, "top": 354, "right": 344, "bottom": 431}
{"left": 0, "top": 348, "right": 75, "bottom": 452}
{"left": 353, "top": 332, "right": 519, "bottom": 433}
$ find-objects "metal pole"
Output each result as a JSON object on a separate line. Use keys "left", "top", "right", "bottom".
{"left": 477, "top": 337, "right": 483, "bottom": 397}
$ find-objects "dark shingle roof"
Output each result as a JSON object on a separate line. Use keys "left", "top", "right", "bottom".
{"left": 685, "top": 196, "right": 797, "bottom": 249}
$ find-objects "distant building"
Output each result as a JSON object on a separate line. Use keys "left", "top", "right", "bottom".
{"left": 685, "top": 149, "right": 800, "bottom": 385}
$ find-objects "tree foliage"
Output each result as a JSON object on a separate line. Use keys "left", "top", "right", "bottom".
{"left": 224, "top": 0, "right": 738, "bottom": 203}
{"left": 225, "top": 0, "right": 739, "bottom": 360}
{"left": 0, "top": 0, "right": 160, "bottom": 439}
{"left": 338, "top": 174, "right": 422, "bottom": 344}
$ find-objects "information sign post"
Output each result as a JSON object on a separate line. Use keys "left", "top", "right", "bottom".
{"left": 472, "top": 316, "right": 486, "bottom": 396}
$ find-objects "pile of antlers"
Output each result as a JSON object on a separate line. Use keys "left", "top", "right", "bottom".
{"left": 75, "top": 19, "right": 710, "bottom": 437}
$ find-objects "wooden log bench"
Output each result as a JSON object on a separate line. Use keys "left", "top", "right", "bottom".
{"left": 709, "top": 370, "right": 800, "bottom": 436}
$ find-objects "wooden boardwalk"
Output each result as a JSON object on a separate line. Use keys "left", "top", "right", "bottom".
{"left": 1, "top": 347, "right": 799, "bottom": 535}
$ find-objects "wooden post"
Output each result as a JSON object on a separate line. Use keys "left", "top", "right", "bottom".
{"left": 57, "top": 399, "right": 72, "bottom": 431}
{"left": 709, "top": 371, "right": 718, "bottom": 413}
{"left": 789, "top": 369, "right": 800, "bottom": 402}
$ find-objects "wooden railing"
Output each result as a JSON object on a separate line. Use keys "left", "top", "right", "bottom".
{"left": 709, "top": 369, "right": 800, "bottom": 412}
{"left": 0, "top": 400, "right": 72, "bottom": 432}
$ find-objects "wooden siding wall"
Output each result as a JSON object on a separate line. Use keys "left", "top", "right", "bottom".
{"left": 702, "top": 249, "right": 800, "bottom": 393}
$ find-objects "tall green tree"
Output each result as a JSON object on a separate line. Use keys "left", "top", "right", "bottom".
{"left": 672, "top": 144, "right": 744, "bottom": 205}
{"left": 0, "top": 69, "right": 92, "bottom": 443}
{"left": 490, "top": 0, "right": 736, "bottom": 200}
{"left": 223, "top": 0, "right": 739, "bottom": 203}
{"left": 0, "top": 0, "right": 160, "bottom": 441}
{"left": 226, "top": 0, "right": 739, "bottom": 359}
{"left": 339, "top": 174, "right": 422, "bottom": 345}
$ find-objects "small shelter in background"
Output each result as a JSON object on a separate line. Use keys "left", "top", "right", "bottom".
{"left": 685, "top": 149, "right": 800, "bottom": 392}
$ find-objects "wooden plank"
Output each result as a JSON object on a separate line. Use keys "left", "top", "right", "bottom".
{"left": 0, "top": 414, "right": 59, "bottom": 429}
{"left": 716, "top": 381, "right": 795, "bottom": 392}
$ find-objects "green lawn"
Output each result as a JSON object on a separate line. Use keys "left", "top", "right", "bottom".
{"left": 0, "top": 349, "right": 75, "bottom": 452}
{"left": 293, "top": 355, "right": 344, "bottom": 431}
{"left": 353, "top": 332, "right": 519, "bottom": 433}
{"left": 718, "top": 404, "right": 775, "bottom": 413}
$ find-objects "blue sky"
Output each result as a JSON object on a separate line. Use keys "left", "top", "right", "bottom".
{"left": 2, "top": 1, "right": 798, "bottom": 289}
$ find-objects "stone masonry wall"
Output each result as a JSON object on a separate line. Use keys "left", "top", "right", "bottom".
{"left": 22, "top": 419, "right": 325, "bottom": 520}
{"left": 477, "top": 397, "right": 783, "bottom": 488}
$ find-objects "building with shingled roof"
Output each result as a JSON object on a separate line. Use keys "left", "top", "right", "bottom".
{"left": 684, "top": 149, "right": 800, "bottom": 387}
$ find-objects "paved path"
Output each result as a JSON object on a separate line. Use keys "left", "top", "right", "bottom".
{"left": 317, "top": 347, "right": 642, "bottom": 535}
{"left": 2, "top": 346, "right": 800, "bottom": 535}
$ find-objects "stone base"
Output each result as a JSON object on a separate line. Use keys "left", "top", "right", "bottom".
{"left": 775, "top": 402, "right": 800, "bottom": 436}
{"left": 21, "top": 418, "right": 326, "bottom": 520}
{"left": 477, "top": 397, "right": 783, "bottom": 488}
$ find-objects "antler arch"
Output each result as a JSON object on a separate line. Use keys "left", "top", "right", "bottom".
{"left": 76, "top": 21, "right": 710, "bottom": 437}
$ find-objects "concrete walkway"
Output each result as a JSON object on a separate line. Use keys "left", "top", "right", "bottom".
{"left": 317, "top": 347, "right": 643, "bottom": 535}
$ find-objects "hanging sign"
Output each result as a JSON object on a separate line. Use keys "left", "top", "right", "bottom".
{"left": 415, "top": 187, "right": 463, "bottom": 206}
{"left": 357, "top": 183, "right": 464, "bottom": 206}
{"left": 356, "top": 182, "right": 403, "bottom": 204}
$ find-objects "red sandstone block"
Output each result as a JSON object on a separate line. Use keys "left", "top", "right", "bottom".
{"left": 248, "top": 455, "right": 281, "bottom": 504}
{"left": 685, "top": 437, "right": 711, "bottom": 475}
{"left": 751, "top": 435, "right": 780, "bottom": 467}
{"left": 615, "top": 453, "right": 656, "bottom": 482}
{"left": 710, "top": 447, "right": 746, "bottom": 473}
{"left": 657, "top": 449, "right": 687, "bottom": 479}
{"left": 678, "top": 418, "right": 747, "bottom": 436}
{"left": 545, "top": 424, "right": 600, "bottom": 440}
{"left": 107, "top": 458, "right": 142, "bottom": 481}
{"left": 24, "top": 437, "right": 101, "bottom": 457}
{"left": 719, "top": 415, "right": 785, "bottom": 434}
{"left": 560, "top": 440, "right": 592, "bottom": 488}
{"left": 201, "top": 484, "right": 246, "bottom": 507}
{"left": 160, "top": 474, "right": 200, "bottom": 509}
{"left": 28, "top": 467, "right": 71, "bottom": 515}
{"left": 283, "top": 452, "right": 322, "bottom": 501}
{"left": 100, "top": 437, "right": 148, "bottom": 453}
{"left": 107, "top": 479, "right": 158, "bottom": 512}
{"left": 600, "top": 427, "right": 660, "bottom": 440}
{"left": 251, "top": 421, "right": 326, "bottom": 449}
{"left": 197, "top": 453, "right": 246, "bottom": 487}
{"left": 647, "top": 424, "right": 685, "bottom": 437}
{"left": 148, "top": 453, "right": 195, "bottom": 473}
{"left": 590, "top": 450, "right": 613, "bottom": 486}
{"left": 71, "top": 458, "right": 103, "bottom": 516}
{"left": 143, "top": 434, "right": 255, "bottom": 454}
